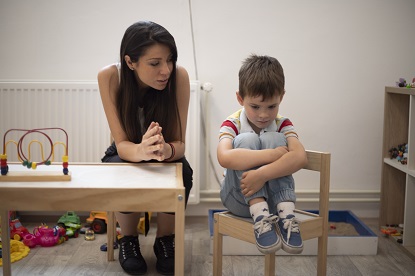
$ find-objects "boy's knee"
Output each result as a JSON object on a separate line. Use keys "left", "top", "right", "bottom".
{"left": 233, "top": 132, "right": 260, "bottom": 149}
{"left": 260, "top": 132, "right": 287, "bottom": 148}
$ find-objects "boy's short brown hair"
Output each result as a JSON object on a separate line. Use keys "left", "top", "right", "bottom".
{"left": 238, "top": 54, "right": 285, "bottom": 100}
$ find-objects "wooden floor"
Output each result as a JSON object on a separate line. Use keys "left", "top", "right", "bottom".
{"left": 1, "top": 216, "right": 415, "bottom": 276}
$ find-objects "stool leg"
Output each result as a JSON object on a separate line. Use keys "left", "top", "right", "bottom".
{"left": 213, "top": 213, "right": 223, "bottom": 276}
{"left": 317, "top": 235, "right": 328, "bottom": 276}
{"left": 264, "top": 253, "right": 275, "bottom": 276}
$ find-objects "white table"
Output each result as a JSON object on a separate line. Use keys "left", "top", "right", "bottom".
{"left": 0, "top": 163, "right": 185, "bottom": 276}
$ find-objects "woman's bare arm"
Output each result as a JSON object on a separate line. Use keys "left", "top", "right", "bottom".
{"left": 162, "top": 65, "right": 190, "bottom": 161}
{"left": 98, "top": 64, "right": 164, "bottom": 162}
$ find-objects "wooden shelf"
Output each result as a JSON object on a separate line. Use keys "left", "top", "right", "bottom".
{"left": 380, "top": 86, "right": 415, "bottom": 257}
{"left": 383, "top": 158, "right": 415, "bottom": 177}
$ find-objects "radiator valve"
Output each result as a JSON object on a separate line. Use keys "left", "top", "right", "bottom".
{"left": 201, "top": 82, "right": 213, "bottom": 92}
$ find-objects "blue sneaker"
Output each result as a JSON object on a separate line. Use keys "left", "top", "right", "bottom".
{"left": 276, "top": 214, "right": 303, "bottom": 254}
{"left": 253, "top": 215, "right": 281, "bottom": 254}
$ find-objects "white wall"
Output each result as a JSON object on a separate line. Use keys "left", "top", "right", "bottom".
{"left": 0, "top": 0, "right": 196, "bottom": 80}
{"left": 1, "top": 0, "right": 415, "bottom": 217}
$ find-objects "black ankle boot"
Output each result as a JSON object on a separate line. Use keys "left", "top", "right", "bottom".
{"left": 119, "top": 235, "right": 147, "bottom": 275}
{"left": 153, "top": 234, "right": 175, "bottom": 275}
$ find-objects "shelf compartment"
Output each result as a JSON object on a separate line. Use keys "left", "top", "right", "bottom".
{"left": 384, "top": 158, "right": 415, "bottom": 178}
{"left": 404, "top": 175, "right": 415, "bottom": 247}
{"left": 380, "top": 163, "right": 406, "bottom": 225}
{"left": 382, "top": 91, "right": 409, "bottom": 159}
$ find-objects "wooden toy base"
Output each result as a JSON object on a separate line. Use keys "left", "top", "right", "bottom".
{"left": 0, "top": 171, "right": 71, "bottom": 182}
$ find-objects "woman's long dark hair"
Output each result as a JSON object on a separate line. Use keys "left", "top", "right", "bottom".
{"left": 117, "top": 21, "right": 182, "bottom": 144}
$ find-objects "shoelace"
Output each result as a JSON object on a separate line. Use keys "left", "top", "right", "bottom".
{"left": 159, "top": 236, "right": 175, "bottom": 258}
{"left": 253, "top": 215, "right": 278, "bottom": 238}
{"left": 282, "top": 217, "right": 300, "bottom": 243}
{"left": 121, "top": 238, "right": 140, "bottom": 258}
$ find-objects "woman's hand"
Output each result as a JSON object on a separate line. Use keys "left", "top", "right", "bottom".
{"left": 139, "top": 122, "right": 165, "bottom": 161}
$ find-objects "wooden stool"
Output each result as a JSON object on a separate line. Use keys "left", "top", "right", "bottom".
{"left": 213, "top": 150, "right": 331, "bottom": 276}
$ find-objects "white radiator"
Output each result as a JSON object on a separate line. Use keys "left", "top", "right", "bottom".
{"left": 0, "top": 81, "right": 200, "bottom": 204}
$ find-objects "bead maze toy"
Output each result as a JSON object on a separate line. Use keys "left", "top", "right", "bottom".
{"left": 0, "top": 128, "right": 71, "bottom": 181}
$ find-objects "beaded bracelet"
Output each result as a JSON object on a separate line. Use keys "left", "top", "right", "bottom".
{"left": 164, "top": 142, "right": 175, "bottom": 161}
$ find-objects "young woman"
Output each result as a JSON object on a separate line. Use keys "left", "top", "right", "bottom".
{"left": 98, "top": 21, "right": 193, "bottom": 275}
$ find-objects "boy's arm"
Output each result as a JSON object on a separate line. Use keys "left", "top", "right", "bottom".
{"left": 217, "top": 137, "right": 288, "bottom": 170}
{"left": 255, "top": 137, "right": 307, "bottom": 182}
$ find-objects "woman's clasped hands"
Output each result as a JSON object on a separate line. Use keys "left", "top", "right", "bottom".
{"left": 139, "top": 122, "right": 167, "bottom": 161}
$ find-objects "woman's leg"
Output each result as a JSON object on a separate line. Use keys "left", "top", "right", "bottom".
{"left": 114, "top": 212, "right": 142, "bottom": 236}
{"left": 155, "top": 156, "right": 193, "bottom": 236}
{"left": 102, "top": 144, "right": 194, "bottom": 273}
{"left": 102, "top": 148, "right": 141, "bottom": 236}
{"left": 102, "top": 149, "right": 141, "bottom": 236}
{"left": 102, "top": 149, "right": 193, "bottom": 237}
{"left": 101, "top": 144, "right": 147, "bottom": 274}
{"left": 153, "top": 156, "right": 193, "bottom": 274}
{"left": 156, "top": 213, "right": 175, "bottom": 236}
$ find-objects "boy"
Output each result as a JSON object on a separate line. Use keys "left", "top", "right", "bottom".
{"left": 217, "top": 54, "right": 307, "bottom": 254}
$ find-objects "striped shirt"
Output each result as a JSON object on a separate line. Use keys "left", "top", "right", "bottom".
{"left": 219, "top": 108, "right": 298, "bottom": 141}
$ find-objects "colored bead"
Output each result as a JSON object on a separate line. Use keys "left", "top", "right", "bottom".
{"left": 26, "top": 162, "right": 32, "bottom": 169}
{"left": 22, "top": 160, "right": 28, "bottom": 166}
{"left": 45, "top": 160, "right": 51, "bottom": 165}
{"left": 62, "top": 155, "right": 68, "bottom": 162}
{"left": 1, "top": 165, "right": 8, "bottom": 175}
{"left": 1, "top": 159, "right": 7, "bottom": 166}
{"left": 31, "top": 162, "right": 37, "bottom": 169}
{"left": 63, "top": 168, "right": 69, "bottom": 175}
{"left": 63, "top": 162, "right": 68, "bottom": 168}
{"left": 0, "top": 154, "right": 7, "bottom": 159}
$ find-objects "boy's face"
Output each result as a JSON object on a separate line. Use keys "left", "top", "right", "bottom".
{"left": 236, "top": 91, "right": 283, "bottom": 133}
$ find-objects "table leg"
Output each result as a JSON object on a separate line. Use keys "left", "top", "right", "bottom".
{"left": 174, "top": 197, "right": 185, "bottom": 275}
{"left": 1, "top": 210, "right": 12, "bottom": 276}
{"left": 107, "top": 211, "right": 115, "bottom": 261}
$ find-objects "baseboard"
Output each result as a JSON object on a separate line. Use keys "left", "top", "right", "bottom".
{"left": 18, "top": 212, "right": 90, "bottom": 223}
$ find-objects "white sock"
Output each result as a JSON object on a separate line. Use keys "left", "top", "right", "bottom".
{"left": 250, "top": 201, "right": 270, "bottom": 222}
{"left": 277, "top": 201, "right": 295, "bottom": 219}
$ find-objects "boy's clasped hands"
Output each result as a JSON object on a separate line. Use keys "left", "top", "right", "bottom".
{"left": 240, "top": 145, "right": 289, "bottom": 197}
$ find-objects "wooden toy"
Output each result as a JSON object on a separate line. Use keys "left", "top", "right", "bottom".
{"left": 0, "top": 128, "right": 71, "bottom": 181}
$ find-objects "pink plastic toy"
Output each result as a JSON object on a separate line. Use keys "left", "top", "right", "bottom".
{"left": 23, "top": 224, "right": 66, "bottom": 248}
